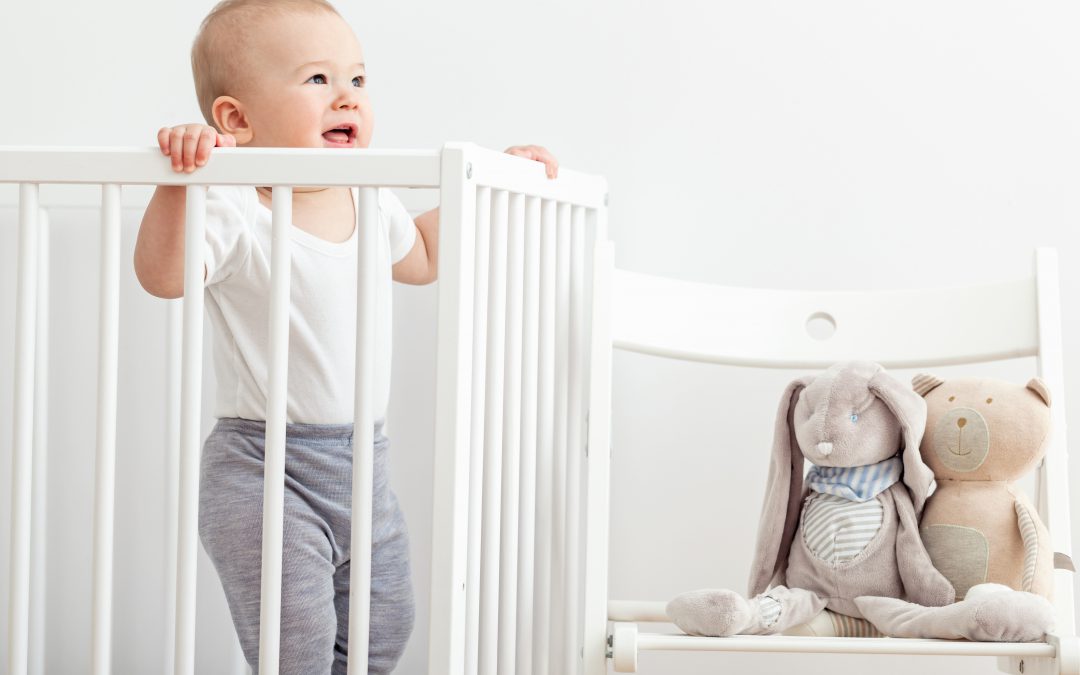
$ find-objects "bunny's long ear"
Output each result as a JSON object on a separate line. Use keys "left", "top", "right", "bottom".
{"left": 748, "top": 375, "right": 812, "bottom": 597}
{"left": 869, "top": 368, "right": 933, "bottom": 516}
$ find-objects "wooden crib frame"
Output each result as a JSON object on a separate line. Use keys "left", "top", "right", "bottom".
{"left": 0, "top": 143, "right": 607, "bottom": 675}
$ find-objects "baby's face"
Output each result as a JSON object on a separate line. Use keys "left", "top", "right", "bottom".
{"left": 236, "top": 11, "right": 372, "bottom": 149}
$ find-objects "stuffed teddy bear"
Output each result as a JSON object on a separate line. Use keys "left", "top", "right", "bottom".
{"left": 666, "top": 361, "right": 955, "bottom": 637}
{"left": 855, "top": 375, "right": 1056, "bottom": 641}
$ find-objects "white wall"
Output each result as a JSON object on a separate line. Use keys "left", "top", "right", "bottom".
{"left": 2, "top": 1, "right": 1080, "bottom": 674}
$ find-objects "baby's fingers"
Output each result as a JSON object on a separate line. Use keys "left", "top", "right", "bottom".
{"left": 216, "top": 133, "right": 237, "bottom": 148}
{"left": 168, "top": 128, "right": 189, "bottom": 172}
{"left": 192, "top": 127, "right": 218, "bottom": 169}
{"left": 158, "top": 127, "right": 172, "bottom": 156}
{"left": 505, "top": 144, "right": 559, "bottom": 179}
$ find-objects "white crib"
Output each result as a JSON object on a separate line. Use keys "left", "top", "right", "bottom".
{"left": 0, "top": 144, "right": 607, "bottom": 675}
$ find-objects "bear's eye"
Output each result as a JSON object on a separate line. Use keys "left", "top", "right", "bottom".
{"left": 948, "top": 396, "right": 956, "bottom": 402}
{"left": 986, "top": 397, "right": 993, "bottom": 404}
{"left": 850, "top": 413, "right": 859, "bottom": 423}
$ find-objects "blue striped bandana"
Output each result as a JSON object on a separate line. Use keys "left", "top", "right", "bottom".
{"left": 805, "top": 455, "right": 903, "bottom": 502}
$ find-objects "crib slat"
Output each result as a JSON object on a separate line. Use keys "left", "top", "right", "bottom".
{"left": 515, "top": 196, "right": 541, "bottom": 675}
{"left": 550, "top": 202, "right": 572, "bottom": 664}
{"left": 497, "top": 193, "right": 526, "bottom": 674}
{"left": 164, "top": 300, "right": 182, "bottom": 675}
{"left": 91, "top": 183, "right": 122, "bottom": 675}
{"left": 465, "top": 186, "right": 492, "bottom": 675}
{"left": 8, "top": 183, "right": 39, "bottom": 675}
{"left": 175, "top": 184, "right": 207, "bottom": 675}
{"left": 257, "top": 186, "right": 292, "bottom": 675}
{"left": 562, "top": 205, "right": 587, "bottom": 675}
{"left": 29, "top": 208, "right": 50, "bottom": 675}
{"left": 532, "top": 198, "right": 556, "bottom": 675}
{"left": 478, "top": 189, "right": 509, "bottom": 675}
{"left": 582, "top": 224, "right": 612, "bottom": 675}
{"left": 347, "top": 186, "right": 379, "bottom": 674}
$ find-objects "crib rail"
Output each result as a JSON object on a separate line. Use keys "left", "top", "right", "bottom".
{"left": 1, "top": 143, "right": 609, "bottom": 675}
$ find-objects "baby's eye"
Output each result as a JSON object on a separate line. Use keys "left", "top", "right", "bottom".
{"left": 352, "top": 75, "right": 366, "bottom": 87}
{"left": 850, "top": 413, "right": 859, "bottom": 423}
{"left": 306, "top": 74, "right": 328, "bottom": 85}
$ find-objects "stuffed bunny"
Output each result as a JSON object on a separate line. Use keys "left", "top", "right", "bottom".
{"left": 668, "top": 361, "right": 955, "bottom": 637}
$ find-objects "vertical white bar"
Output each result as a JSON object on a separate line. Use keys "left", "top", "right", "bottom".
{"left": 550, "top": 202, "right": 572, "bottom": 663}
{"left": 8, "top": 183, "right": 38, "bottom": 675}
{"left": 464, "top": 186, "right": 492, "bottom": 675}
{"left": 258, "top": 186, "right": 292, "bottom": 675}
{"left": 563, "top": 205, "right": 587, "bottom": 675}
{"left": 92, "top": 183, "right": 122, "bottom": 675}
{"left": 478, "top": 189, "right": 509, "bottom": 675}
{"left": 532, "top": 198, "right": 556, "bottom": 675}
{"left": 497, "top": 193, "right": 525, "bottom": 675}
{"left": 1034, "top": 247, "right": 1075, "bottom": 635}
{"left": 347, "top": 186, "right": 379, "bottom": 675}
{"left": 582, "top": 239, "right": 613, "bottom": 675}
{"left": 515, "top": 196, "right": 541, "bottom": 675}
{"left": 175, "top": 185, "right": 207, "bottom": 675}
{"left": 164, "top": 300, "right": 182, "bottom": 675}
{"left": 29, "top": 210, "right": 49, "bottom": 675}
{"left": 428, "top": 145, "right": 477, "bottom": 675}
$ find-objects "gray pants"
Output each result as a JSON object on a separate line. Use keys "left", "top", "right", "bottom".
{"left": 199, "top": 418, "right": 414, "bottom": 675}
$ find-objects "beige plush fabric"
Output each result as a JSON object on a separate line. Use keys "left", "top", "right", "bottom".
{"left": 914, "top": 375, "right": 1053, "bottom": 600}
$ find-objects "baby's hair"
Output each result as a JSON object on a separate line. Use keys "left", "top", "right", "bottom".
{"left": 191, "top": 0, "right": 342, "bottom": 126}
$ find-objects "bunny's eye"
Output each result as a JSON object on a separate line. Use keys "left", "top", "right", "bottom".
{"left": 850, "top": 413, "right": 859, "bottom": 423}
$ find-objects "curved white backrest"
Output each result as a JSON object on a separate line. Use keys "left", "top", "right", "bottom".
{"left": 611, "top": 268, "right": 1038, "bottom": 369}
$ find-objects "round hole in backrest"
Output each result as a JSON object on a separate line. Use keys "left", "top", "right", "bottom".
{"left": 806, "top": 312, "right": 837, "bottom": 341}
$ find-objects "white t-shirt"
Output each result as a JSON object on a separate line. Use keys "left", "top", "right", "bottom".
{"left": 202, "top": 185, "right": 417, "bottom": 424}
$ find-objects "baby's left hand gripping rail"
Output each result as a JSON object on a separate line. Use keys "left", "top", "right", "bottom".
{"left": 0, "top": 143, "right": 610, "bottom": 675}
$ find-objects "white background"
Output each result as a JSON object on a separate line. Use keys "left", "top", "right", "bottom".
{"left": 2, "top": 1, "right": 1080, "bottom": 674}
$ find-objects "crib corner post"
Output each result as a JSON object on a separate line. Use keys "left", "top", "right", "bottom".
{"left": 428, "top": 143, "right": 479, "bottom": 675}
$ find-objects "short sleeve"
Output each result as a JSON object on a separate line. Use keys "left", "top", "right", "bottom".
{"left": 379, "top": 188, "right": 418, "bottom": 264}
{"left": 203, "top": 186, "right": 254, "bottom": 286}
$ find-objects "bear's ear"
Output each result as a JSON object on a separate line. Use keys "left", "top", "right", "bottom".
{"left": 912, "top": 373, "right": 945, "bottom": 397}
{"left": 1027, "top": 378, "right": 1052, "bottom": 407}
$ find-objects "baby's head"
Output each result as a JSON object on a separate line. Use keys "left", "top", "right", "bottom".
{"left": 192, "top": 0, "right": 371, "bottom": 149}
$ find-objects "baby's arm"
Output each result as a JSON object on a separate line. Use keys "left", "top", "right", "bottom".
{"left": 392, "top": 145, "right": 559, "bottom": 286}
{"left": 134, "top": 125, "right": 235, "bottom": 298}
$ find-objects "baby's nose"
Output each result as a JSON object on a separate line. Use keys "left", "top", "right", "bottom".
{"left": 816, "top": 442, "right": 833, "bottom": 456}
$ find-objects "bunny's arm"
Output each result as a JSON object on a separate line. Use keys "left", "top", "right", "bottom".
{"left": 892, "top": 486, "right": 955, "bottom": 607}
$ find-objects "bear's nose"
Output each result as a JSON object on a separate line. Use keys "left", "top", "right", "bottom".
{"left": 816, "top": 442, "right": 833, "bottom": 456}
{"left": 957, "top": 418, "right": 967, "bottom": 429}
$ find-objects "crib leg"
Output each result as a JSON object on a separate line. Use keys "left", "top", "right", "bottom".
{"left": 998, "top": 634, "right": 1080, "bottom": 675}
{"left": 611, "top": 622, "right": 639, "bottom": 672}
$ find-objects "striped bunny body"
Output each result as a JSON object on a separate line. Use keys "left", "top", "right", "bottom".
{"left": 785, "top": 485, "right": 905, "bottom": 619}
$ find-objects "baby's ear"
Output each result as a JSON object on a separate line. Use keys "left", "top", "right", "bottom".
{"left": 212, "top": 96, "right": 253, "bottom": 145}
{"left": 911, "top": 373, "right": 944, "bottom": 397}
{"left": 1027, "top": 378, "right": 1052, "bottom": 407}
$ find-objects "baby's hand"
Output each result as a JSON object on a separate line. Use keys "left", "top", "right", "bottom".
{"left": 158, "top": 124, "right": 236, "bottom": 173}
{"left": 505, "top": 145, "right": 559, "bottom": 179}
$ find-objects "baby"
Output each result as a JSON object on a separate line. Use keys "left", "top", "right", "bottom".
{"left": 133, "top": 1, "right": 557, "bottom": 673}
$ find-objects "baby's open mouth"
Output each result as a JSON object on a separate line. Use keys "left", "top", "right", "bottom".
{"left": 322, "top": 123, "right": 357, "bottom": 145}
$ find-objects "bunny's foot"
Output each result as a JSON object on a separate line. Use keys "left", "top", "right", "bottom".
{"left": 667, "top": 589, "right": 753, "bottom": 637}
{"left": 855, "top": 583, "right": 1054, "bottom": 642}
{"left": 668, "top": 586, "right": 827, "bottom": 637}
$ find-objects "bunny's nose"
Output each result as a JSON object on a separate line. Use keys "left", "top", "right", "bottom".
{"left": 816, "top": 442, "right": 834, "bottom": 456}
{"left": 957, "top": 418, "right": 967, "bottom": 429}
